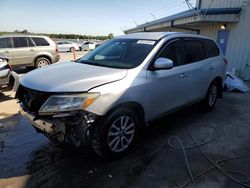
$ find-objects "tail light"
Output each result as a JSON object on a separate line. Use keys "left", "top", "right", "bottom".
{"left": 223, "top": 58, "right": 228, "bottom": 65}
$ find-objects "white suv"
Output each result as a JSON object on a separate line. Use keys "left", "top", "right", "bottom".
{"left": 17, "top": 32, "right": 227, "bottom": 157}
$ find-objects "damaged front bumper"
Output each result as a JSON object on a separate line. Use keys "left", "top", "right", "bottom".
{"left": 20, "top": 107, "right": 66, "bottom": 141}
{"left": 19, "top": 106, "right": 98, "bottom": 146}
{"left": 20, "top": 107, "right": 53, "bottom": 133}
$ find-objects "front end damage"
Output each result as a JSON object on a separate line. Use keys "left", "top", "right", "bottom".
{"left": 16, "top": 85, "right": 99, "bottom": 147}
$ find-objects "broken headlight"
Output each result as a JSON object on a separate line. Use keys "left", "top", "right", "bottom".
{"left": 39, "top": 93, "right": 100, "bottom": 115}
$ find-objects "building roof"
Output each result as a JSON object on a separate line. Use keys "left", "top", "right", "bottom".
{"left": 125, "top": 7, "right": 242, "bottom": 33}
{"left": 116, "top": 32, "right": 177, "bottom": 40}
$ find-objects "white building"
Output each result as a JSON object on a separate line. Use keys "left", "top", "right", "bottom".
{"left": 125, "top": 0, "right": 250, "bottom": 80}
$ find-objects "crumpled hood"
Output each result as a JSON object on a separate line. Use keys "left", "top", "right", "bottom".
{"left": 20, "top": 62, "right": 127, "bottom": 92}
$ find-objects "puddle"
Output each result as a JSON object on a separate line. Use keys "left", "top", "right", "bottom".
{"left": 0, "top": 115, "right": 48, "bottom": 178}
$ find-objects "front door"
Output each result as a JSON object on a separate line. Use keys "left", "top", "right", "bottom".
{"left": 146, "top": 39, "right": 189, "bottom": 120}
{"left": 217, "top": 30, "right": 229, "bottom": 55}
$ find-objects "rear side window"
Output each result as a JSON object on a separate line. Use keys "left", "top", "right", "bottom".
{"left": 0, "top": 37, "right": 12, "bottom": 48}
{"left": 32, "top": 37, "right": 50, "bottom": 46}
{"left": 184, "top": 39, "right": 206, "bottom": 63}
{"left": 158, "top": 40, "right": 182, "bottom": 67}
{"left": 13, "top": 37, "right": 28, "bottom": 48}
{"left": 204, "top": 40, "right": 220, "bottom": 58}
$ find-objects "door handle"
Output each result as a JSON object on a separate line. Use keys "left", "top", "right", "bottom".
{"left": 4, "top": 50, "right": 10, "bottom": 53}
{"left": 30, "top": 49, "right": 35, "bottom": 52}
{"left": 180, "top": 73, "right": 188, "bottom": 78}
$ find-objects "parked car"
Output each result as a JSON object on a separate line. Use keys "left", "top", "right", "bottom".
{"left": 16, "top": 32, "right": 227, "bottom": 158}
{"left": 0, "top": 35, "right": 60, "bottom": 68}
{"left": 56, "top": 41, "right": 81, "bottom": 52}
{"left": 80, "top": 41, "right": 97, "bottom": 51}
{"left": 0, "top": 56, "right": 14, "bottom": 91}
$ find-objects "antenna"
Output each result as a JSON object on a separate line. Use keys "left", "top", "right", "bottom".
{"left": 150, "top": 13, "right": 157, "bottom": 20}
{"left": 120, "top": 27, "right": 124, "bottom": 32}
{"left": 184, "top": 0, "right": 194, "bottom": 10}
{"left": 133, "top": 20, "right": 139, "bottom": 26}
{"left": 203, "top": 0, "right": 214, "bottom": 16}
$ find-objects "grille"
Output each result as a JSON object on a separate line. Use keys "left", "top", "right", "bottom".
{"left": 17, "top": 85, "right": 50, "bottom": 115}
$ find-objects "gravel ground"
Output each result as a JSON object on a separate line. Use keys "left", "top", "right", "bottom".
{"left": 58, "top": 51, "right": 88, "bottom": 62}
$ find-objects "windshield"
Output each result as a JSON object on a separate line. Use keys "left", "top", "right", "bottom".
{"left": 78, "top": 39, "right": 156, "bottom": 69}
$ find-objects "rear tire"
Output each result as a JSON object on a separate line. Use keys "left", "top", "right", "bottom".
{"left": 90, "top": 108, "right": 139, "bottom": 158}
{"left": 203, "top": 80, "right": 218, "bottom": 110}
{"left": 35, "top": 57, "right": 50, "bottom": 68}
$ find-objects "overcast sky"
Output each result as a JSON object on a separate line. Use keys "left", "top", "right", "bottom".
{"left": 0, "top": 0, "right": 197, "bottom": 36}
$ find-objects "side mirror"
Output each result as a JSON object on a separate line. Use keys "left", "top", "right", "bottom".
{"left": 154, "top": 57, "right": 173, "bottom": 70}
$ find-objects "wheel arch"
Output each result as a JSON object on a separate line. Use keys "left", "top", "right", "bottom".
{"left": 105, "top": 101, "right": 145, "bottom": 127}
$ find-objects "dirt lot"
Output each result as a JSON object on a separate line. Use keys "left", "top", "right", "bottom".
{"left": 59, "top": 51, "right": 88, "bottom": 62}
{"left": 0, "top": 59, "right": 250, "bottom": 187}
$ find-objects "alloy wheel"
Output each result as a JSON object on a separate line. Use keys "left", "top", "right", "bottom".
{"left": 208, "top": 84, "right": 218, "bottom": 106}
{"left": 37, "top": 59, "right": 49, "bottom": 68}
{"left": 107, "top": 116, "right": 135, "bottom": 153}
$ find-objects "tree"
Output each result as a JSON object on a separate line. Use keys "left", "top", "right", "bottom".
{"left": 108, "top": 33, "right": 114, "bottom": 39}
{"left": 21, "top": 29, "right": 28, "bottom": 34}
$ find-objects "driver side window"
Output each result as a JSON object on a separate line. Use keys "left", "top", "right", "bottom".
{"left": 158, "top": 40, "right": 182, "bottom": 67}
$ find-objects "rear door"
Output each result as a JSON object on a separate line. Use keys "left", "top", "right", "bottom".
{"left": 12, "top": 37, "right": 36, "bottom": 66}
{"left": 0, "top": 37, "right": 14, "bottom": 65}
{"left": 182, "top": 38, "right": 216, "bottom": 103}
{"left": 146, "top": 39, "right": 189, "bottom": 119}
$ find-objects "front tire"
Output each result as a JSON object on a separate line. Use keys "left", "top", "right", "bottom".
{"left": 203, "top": 80, "right": 218, "bottom": 110}
{"left": 90, "top": 108, "right": 139, "bottom": 158}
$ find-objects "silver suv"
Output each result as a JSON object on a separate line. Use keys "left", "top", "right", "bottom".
{"left": 17, "top": 32, "right": 227, "bottom": 157}
{"left": 0, "top": 35, "right": 60, "bottom": 68}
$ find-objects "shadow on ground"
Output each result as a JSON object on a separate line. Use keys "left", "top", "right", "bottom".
{"left": 0, "top": 92, "right": 14, "bottom": 102}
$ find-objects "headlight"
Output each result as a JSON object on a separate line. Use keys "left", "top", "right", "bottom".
{"left": 39, "top": 93, "right": 100, "bottom": 115}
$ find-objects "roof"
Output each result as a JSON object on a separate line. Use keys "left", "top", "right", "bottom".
{"left": 116, "top": 32, "right": 214, "bottom": 41}
{"left": 125, "top": 7, "right": 242, "bottom": 33}
{"left": 116, "top": 32, "right": 177, "bottom": 40}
